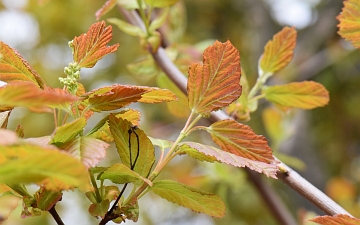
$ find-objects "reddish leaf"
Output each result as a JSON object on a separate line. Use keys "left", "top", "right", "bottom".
{"left": 95, "top": 0, "right": 117, "bottom": 20}
{"left": 86, "top": 84, "right": 176, "bottom": 111}
{"left": 71, "top": 21, "right": 119, "bottom": 68}
{"left": 263, "top": 81, "right": 330, "bottom": 109}
{"left": 61, "top": 136, "right": 109, "bottom": 168}
{"left": 0, "top": 82, "right": 78, "bottom": 112}
{"left": 337, "top": 0, "right": 360, "bottom": 48}
{"left": 311, "top": 214, "right": 360, "bottom": 225}
{"left": 206, "top": 119, "right": 274, "bottom": 164}
{"left": 180, "top": 142, "right": 278, "bottom": 178}
{"left": 74, "top": 83, "right": 94, "bottom": 119}
{"left": 0, "top": 42, "right": 45, "bottom": 88}
{"left": 260, "top": 27, "right": 297, "bottom": 74}
{"left": 187, "top": 40, "right": 242, "bottom": 116}
{"left": 35, "top": 188, "right": 62, "bottom": 211}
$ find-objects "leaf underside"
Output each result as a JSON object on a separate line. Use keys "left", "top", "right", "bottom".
{"left": 95, "top": 0, "right": 117, "bottom": 20}
{"left": 187, "top": 40, "right": 242, "bottom": 116}
{"left": 311, "top": 214, "right": 360, "bottom": 225}
{"left": 337, "top": 0, "right": 360, "bottom": 48}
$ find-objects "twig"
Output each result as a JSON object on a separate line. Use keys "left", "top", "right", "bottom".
{"left": 48, "top": 205, "right": 65, "bottom": 225}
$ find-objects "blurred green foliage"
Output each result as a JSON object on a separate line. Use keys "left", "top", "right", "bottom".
{"left": 1, "top": 0, "right": 360, "bottom": 224}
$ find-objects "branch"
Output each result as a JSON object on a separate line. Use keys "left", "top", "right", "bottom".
{"left": 118, "top": 4, "right": 353, "bottom": 221}
{"left": 48, "top": 205, "right": 65, "bottom": 225}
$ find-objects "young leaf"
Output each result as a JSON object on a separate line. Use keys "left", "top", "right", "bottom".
{"left": 263, "top": 81, "right": 330, "bottom": 109}
{"left": 0, "top": 192, "right": 21, "bottom": 222}
{"left": 71, "top": 21, "right": 119, "bottom": 68}
{"left": 179, "top": 142, "right": 278, "bottom": 178}
{"left": 0, "top": 82, "right": 78, "bottom": 113}
{"left": 151, "top": 180, "right": 226, "bottom": 218}
{"left": 95, "top": 0, "right": 117, "bottom": 20}
{"left": 0, "top": 143, "right": 91, "bottom": 191}
{"left": 35, "top": 188, "right": 63, "bottom": 211}
{"left": 117, "top": 0, "right": 145, "bottom": 9}
{"left": 337, "top": 0, "right": 360, "bottom": 48}
{"left": 0, "top": 42, "right": 45, "bottom": 88}
{"left": 108, "top": 114, "right": 155, "bottom": 177}
{"left": 187, "top": 40, "right": 241, "bottom": 117}
{"left": 0, "top": 111, "right": 10, "bottom": 128}
{"left": 259, "top": 27, "right": 296, "bottom": 76}
{"left": 149, "top": 8, "right": 170, "bottom": 33}
{"left": 310, "top": 214, "right": 360, "bottom": 225}
{"left": 178, "top": 144, "right": 217, "bottom": 163}
{"left": 60, "top": 136, "right": 109, "bottom": 168}
{"left": 86, "top": 84, "right": 176, "bottom": 111}
{"left": 107, "top": 18, "right": 146, "bottom": 37}
{"left": 0, "top": 129, "right": 18, "bottom": 145}
{"left": 206, "top": 119, "right": 274, "bottom": 163}
{"left": 145, "top": 0, "right": 179, "bottom": 7}
{"left": 100, "top": 163, "right": 147, "bottom": 184}
{"left": 89, "top": 200, "right": 110, "bottom": 217}
{"left": 51, "top": 117, "right": 87, "bottom": 146}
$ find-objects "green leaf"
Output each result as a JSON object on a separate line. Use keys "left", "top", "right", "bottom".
{"left": 149, "top": 8, "right": 169, "bottom": 33}
{"left": 71, "top": 21, "right": 119, "bottom": 68}
{"left": 35, "top": 188, "right": 63, "bottom": 211}
{"left": 206, "top": 119, "right": 275, "bottom": 164}
{"left": 263, "top": 81, "right": 330, "bottom": 109}
{"left": 337, "top": 0, "right": 360, "bottom": 48}
{"left": 178, "top": 144, "right": 217, "bottom": 163}
{"left": 100, "top": 163, "right": 146, "bottom": 184}
{"left": 51, "top": 118, "right": 86, "bottom": 146}
{"left": 95, "top": 0, "right": 117, "bottom": 20}
{"left": 179, "top": 142, "right": 278, "bottom": 178}
{"left": 148, "top": 137, "right": 173, "bottom": 150}
{"left": 107, "top": 18, "right": 146, "bottom": 37}
{"left": 151, "top": 180, "right": 225, "bottom": 218}
{"left": 117, "top": 0, "right": 145, "bottom": 9}
{"left": 0, "top": 141, "right": 91, "bottom": 191}
{"left": 89, "top": 200, "right": 110, "bottom": 217}
{"left": 187, "top": 40, "right": 242, "bottom": 117}
{"left": 108, "top": 114, "right": 155, "bottom": 177}
{"left": 0, "top": 41, "right": 45, "bottom": 88}
{"left": 60, "top": 136, "right": 109, "bottom": 168}
{"left": 145, "top": 0, "right": 179, "bottom": 7}
{"left": 259, "top": 27, "right": 297, "bottom": 79}
{"left": 0, "top": 82, "right": 78, "bottom": 113}
{"left": 311, "top": 214, "right": 360, "bottom": 225}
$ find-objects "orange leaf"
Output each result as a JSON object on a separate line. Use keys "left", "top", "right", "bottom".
{"left": 263, "top": 81, "right": 329, "bottom": 109}
{"left": 71, "top": 21, "right": 119, "bottom": 68}
{"left": 187, "top": 40, "right": 242, "bottom": 117}
{"left": 206, "top": 119, "right": 275, "bottom": 164}
{"left": 311, "top": 214, "right": 360, "bottom": 225}
{"left": 180, "top": 142, "right": 278, "bottom": 178}
{"left": 337, "top": 0, "right": 360, "bottom": 48}
{"left": 96, "top": 0, "right": 117, "bottom": 20}
{"left": 87, "top": 84, "right": 176, "bottom": 111}
{"left": 0, "top": 82, "right": 78, "bottom": 112}
{"left": 0, "top": 42, "right": 45, "bottom": 88}
{"left": 260, "top": 27, "right": 297, "bottom": 74}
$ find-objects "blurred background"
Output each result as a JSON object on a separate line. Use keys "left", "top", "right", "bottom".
{"left": 1, "top": 0, "right": 360, "bottom": 224}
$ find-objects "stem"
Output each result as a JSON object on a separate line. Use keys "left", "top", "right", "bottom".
{"left": 89, "top": 171, "right": 102, "bottom": 203}
{"left": 247, "top": 77, "right": 263, "bottom": 99}
{"left": 49, "top": 205, "right": 65, "bottom": 225}
{"left": 248, "top": 93, "right": 266, "bottom": 103}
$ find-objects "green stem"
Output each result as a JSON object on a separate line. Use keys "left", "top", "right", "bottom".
{"left": 248, "top": 77, "right": 263, "bottom": 99}
{"left": 89, "top": 172, "right": 102, "bottom": 203}
{"left": 249, "top": 93, "right": 266, "bottom": 103}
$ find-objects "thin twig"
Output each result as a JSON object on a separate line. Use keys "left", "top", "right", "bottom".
{"left": 48, "top": 205, "right": 65, "bottom": 225}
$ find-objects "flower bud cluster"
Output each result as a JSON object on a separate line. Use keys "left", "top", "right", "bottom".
{"left": 59, "top": 62, "right": 81, "bottom": 94}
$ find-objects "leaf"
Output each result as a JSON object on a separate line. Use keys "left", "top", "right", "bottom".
{"left": 263, "top": 81, "right": 330, "bottom": 109}
{"left": 87, "top": 109, "right": 141, "bottom": 142}
{"left": 108, "top": 114, "right": 155, "bottom": 177}
{"left": 0, "top": 110, "right": 10, "bottom": 128}
{"left": 0, "top": 192, "right": 21, "bottom": 222}
{"left": 107, "top": 18, "right": 146, "bottom": 37}
{"left": 337, "top": 0, "right": 360, "bottom": 48}
{"left": 206, "top": 119, "right": 274, "bottom": 164}
{"left": 151, "top": 180, "right": 225, "bottom": 218}
{"left": 0, "top": 129, "right": 19, "bottom": 146}
{"left": 95, "top": 0, "right": 117, "bottom": 20}
{"left": 61, "top": 136, "right": 109, "bottom": 168}
{"left": 0, "top": 143, "right": 91, "bottom": 191}
{"left": 0, "top": 82, "right": 78, "bottom": 113}
{"left": 145, "top": 0, "right": 179, "bottom": 7}
{"left": 51, "top": 118, "right": 86, "bottom": 146}
{"left": 35, "top": 188, "right": 63, "bottom": 211}
{"left": 71, "top": 21, "right": 119, "bottom": 68}
{"left": 100, "top": 163, "right": 147, "bottom": 185}
{"left": 148, "top": 137, "right": 173, "bottom": 149}
{"left": 180, "top": 142, "right": 277, "bottom": 178}
{"left": 0, "top": 41, "right": 45, "bottom": 88}
{"left": 310, "top": 214, "right": 360, "bottom": 225}
{"left": 178, "top": 144, "right": 218, "bottom": 163}
{"left": 149, "top": 8, "right": 169, "bottom": 33}
{"left": 187, "top": 40, "right": 242, "bottom": 116}
{"left": 89, "top": 200, "right": 110, "bottom": 217}
{"left": 259, "top": 26, "right": 297, "bottom": 76}
{"left": 86, "top": 84, "right": 176, "bottom": 111}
